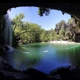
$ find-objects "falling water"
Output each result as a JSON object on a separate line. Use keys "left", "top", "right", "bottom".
{"left": 4, "top": 11, "right": 12, "bottom": 46}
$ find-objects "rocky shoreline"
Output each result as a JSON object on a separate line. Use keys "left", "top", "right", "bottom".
{"left": 0, "top": 56, "right": 80, "bottom": 79}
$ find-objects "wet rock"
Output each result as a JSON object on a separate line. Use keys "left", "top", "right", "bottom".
{"left": 57, "top": 67, "right": 76, "bottom": 79}
{"left": 0, "top": 56, "right": 12, "bottom": 70}
{"left": 48, "top": 74, "right": 61, "bottom": 79}
{"left": 49, "top": 65, "right": 78, "bottom": 79}
{"left": 23, "top": 68, "right": 49, "bottom": 79}
{"left": 0, "top": 71, "right": 16, "bottom": 79}
{"left": 69, "top": 66, "right": 76, "bottom": 70}
{"left": 0, "top": 56, "right": 32, "bottom": 79}
{"left": 71, "top": 68, "right": 80, "bottom": 79}
{"left": 0, "top": 69, "right": 32, "bottom": 79}
{"left": 0, "top": 56, "right": 21, "bottom": 72}
{"left": 49, "top": 65, "right": 71, "bottom": 75}
{"left": 3, "top": 45, "right": 10, "bottom": 50}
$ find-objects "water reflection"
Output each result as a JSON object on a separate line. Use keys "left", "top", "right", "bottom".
{"left": 56, "top": 44, "right": 80, "bottom": 68}
{"left": 12, "top": 49, "right": 42, "bottom": 70}
{"left": 1, "top": 43, "right": 80, "bottom": 73}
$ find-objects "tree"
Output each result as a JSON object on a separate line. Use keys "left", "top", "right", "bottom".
{"left": 65, "top": 31, "right": 72, "bottom": 41}
{"left": 12, "top": 13, "right": 25, "bottom": 33}
{"left": 38, "top": 7, "right": 50, "bottom": 16}
{"left": 55, "top": 20, "right": 66, "bottom": 34}
{"left": 68, "top": 18, "right": 75, "bottom": 25}
{"left": 12, "top": 12, "right": 79, "bottom": 45}
{"left": 12, "top": 13, "right": 44, "bottom": 43}
{"left": 59, "top": 28, "right": 65, "bottom": 40}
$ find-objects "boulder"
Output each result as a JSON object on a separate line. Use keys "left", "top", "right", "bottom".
{"left": 23, "top": 68, "right": 49, "bottom": 79}
{"left": 49, "top": 65, "right": 71, "bottom": 75}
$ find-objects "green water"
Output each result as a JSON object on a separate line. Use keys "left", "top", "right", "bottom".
{"left": 2, "top": 43, "right": 80, "bottom": 73}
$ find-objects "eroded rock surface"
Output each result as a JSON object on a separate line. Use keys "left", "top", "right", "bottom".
{"left": 0, "top": 3, "right": 80, "bottom": 21}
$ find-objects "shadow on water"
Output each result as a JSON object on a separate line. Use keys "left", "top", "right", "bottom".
{"left": 55, "top": 44, "right": 80, "bottom": 68}
{"left": 1, "top": 43, "right": 80, "bottom": 74}
{"left": 27, "top": 43, "right": 49, "bottom": 48}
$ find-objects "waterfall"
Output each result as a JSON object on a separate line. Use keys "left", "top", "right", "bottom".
{"left": 4, "top": 11, "right": 12, "bottom": 46}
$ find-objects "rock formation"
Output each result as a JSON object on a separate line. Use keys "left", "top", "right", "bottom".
{"left": 0, "top": 3, "right": 80, "bottom": 20}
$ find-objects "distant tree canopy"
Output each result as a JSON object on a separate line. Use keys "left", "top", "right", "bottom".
{"left": 12, "top": 13, "right": 80, "bottom": 46}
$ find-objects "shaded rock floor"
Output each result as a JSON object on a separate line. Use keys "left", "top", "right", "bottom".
{"left": 0, "top": 56, "right": 80, "bottom": 79}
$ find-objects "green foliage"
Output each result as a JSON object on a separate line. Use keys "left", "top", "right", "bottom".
{"left": 59, "top": 28, "right": 65, "bottom": 40}
{"left": 12, "top": 13, "right": 44, "bottom": 44}
{"left": 68, "top": 18, "right": 75, "bottom": 25}
{"left": 12, "top": 13, "right": 80, "bottom": 45}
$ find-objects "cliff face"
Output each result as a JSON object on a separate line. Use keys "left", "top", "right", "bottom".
{"left": 0, "top": 3, "right": 80, "bottom": 20}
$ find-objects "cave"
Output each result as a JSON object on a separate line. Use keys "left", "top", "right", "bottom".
{"left": 0, "top": 3, "right": 80, "bottom": 79}
{"left": 0, "top": 3, "right": 80, "bottom": 20}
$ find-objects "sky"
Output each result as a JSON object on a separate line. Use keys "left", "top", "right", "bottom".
{"left": 8, "top": 7, "right": 71, "bottom": 30}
